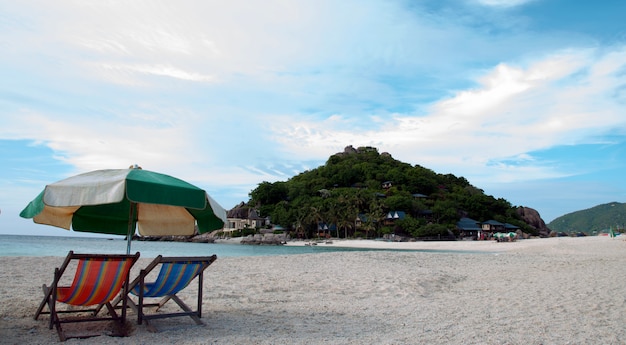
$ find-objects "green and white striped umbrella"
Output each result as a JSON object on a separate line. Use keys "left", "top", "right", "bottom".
{"left": 20, "top": 167, "right": 227, "bottom": 253}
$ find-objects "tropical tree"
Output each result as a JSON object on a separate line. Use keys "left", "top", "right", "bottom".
{"left": 337, "top": 211, "right": 354, "bottom": 238}
{"left": 245, "top": 145, "right": 537, "bottom": 239}
{"left": 293, "top": 210, "right": 308, "bottom": 239}
{"left": 307, "top": 205, "right": 324, "bottom": 239}
{"left": 366, "top": 198, "right": 386, "bottom": 237}
{"left": 325, "top": 199, "right": 341, "bottom": 238}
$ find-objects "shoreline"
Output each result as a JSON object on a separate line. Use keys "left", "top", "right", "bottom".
{"left": 282, "top": 237, "right": 525, "bottom": 252}
{"left": 283, "top": 235, "right": 622, "bottom": 252}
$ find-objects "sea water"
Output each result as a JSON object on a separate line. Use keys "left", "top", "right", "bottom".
{"left": 0, "top": 234, "right": 368, "bottom": 258}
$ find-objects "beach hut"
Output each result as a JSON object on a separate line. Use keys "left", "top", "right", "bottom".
{"left": 457, "top": 217, "right": 481, "bottom": 240}
{"left": 480, "top": 220, "right": 505, "bottom": 239}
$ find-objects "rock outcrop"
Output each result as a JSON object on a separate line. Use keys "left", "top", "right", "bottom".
{"left": 516, "top": 206, "right": 551, "bottom": 237}
{"left": 240, "top": 233, "right": 287, "bottom": 245}
{"left": 134, "top": 234, "right": 216, "bottom": 243}
{"left": 334, "top": 145, "right": 385, "bottom": 157}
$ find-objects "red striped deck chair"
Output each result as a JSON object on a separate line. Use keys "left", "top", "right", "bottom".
{"left": 110, "top": 255, "right": 217, "bottom": 331}
{"left": 34, "top": 251, "right": 140, "bottom": 341}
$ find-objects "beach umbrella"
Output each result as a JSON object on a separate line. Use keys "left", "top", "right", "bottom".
{"left": 20, "top": 167, "right": 228, "bottom": 253}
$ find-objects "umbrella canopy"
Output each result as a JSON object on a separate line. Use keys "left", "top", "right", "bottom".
{"left": 20, "top": 168, "right": 227, "bottom": 253}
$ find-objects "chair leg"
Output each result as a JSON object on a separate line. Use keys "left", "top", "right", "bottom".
{"left": 137, "top": 270, "right": 146, "bottom": 325}
{"left": 38, "top": 279, "right": 67, "bottom": 340}
{"left": 49, "top": 285, "right": 57, "bottom": 331}
{"left": 34, "top": 284, "right": 51, "bottom": 320}
{"left": 104, "top": 302, "right": 119, "bottom": 320}
{"left": 156, "top": 295, "right": 173, "bottom": 311}
{"left": 53, "top": 315, "right": 67, "bottom": 342}
{"left": 55, "top": 322, "right": 66, "bottom": 342}
{"left": 49, "top": 287, "right": 66, "bottom": 341}
{"left": 125, "top": 296, "right": 139, "bottom": 314}
{"left": 93, "top": 293, "right": 121, "bottom": 316}
{"left": 197, "top": 271, "right": 203, "bottom": 318}
{"left": 170, "top": 295, "right": 203, "bottom": 325}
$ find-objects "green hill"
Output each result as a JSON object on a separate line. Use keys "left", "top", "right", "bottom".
{"left": 548, "top": 202, "right": 626, "bottom": 234}
{"left": 245, "top": 145, "right": 538, "bottom": 239}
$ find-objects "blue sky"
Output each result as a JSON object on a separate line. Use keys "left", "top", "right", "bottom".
{"left": 2, "top": 0, "right": 626, "bottom": 236}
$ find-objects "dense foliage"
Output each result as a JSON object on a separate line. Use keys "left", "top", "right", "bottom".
{"left": 248, "top": 146, "right": 535, "bottom": 239}
{"left": 548, "top": 202, "right": 626, "bottom": 234}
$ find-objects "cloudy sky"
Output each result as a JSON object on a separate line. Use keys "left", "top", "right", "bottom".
{"left": 2, "top": 0, "right": 626, "bottom": 236}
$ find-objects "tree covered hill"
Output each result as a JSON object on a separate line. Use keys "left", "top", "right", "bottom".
{"left": 548, "top": 202, "right": 626, "bottom": 234}
{"left": 247, "top": 145, "right": 539, "bottom": 238}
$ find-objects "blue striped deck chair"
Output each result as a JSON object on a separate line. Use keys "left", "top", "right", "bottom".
{"left": 34, "top": 251, "right": 140, "bottom": 341}
{"left": 118, "top": 255, "right": 217, "bottom": 330}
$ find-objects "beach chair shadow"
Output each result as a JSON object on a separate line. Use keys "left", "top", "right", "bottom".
{"left": 109, "top": 255, "right": 217, "bottom": 332}
{"left": 34, "top": 250, "right": 140, "bottom": 341}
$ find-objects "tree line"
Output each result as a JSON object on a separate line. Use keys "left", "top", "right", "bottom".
{"left": 247, "top": 146, "right": 536, "bottom": 239}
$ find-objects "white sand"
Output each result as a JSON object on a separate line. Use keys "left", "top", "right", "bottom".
{"left": 2, "top": 236, "right": 626, "bottom": 344}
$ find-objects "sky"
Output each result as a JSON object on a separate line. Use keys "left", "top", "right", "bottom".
{"left": 1, "top": 0, "right": 626, "bottom": 237}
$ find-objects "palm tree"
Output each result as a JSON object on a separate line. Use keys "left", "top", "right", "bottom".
{"left": 307, "top": 205, "right": 324, "bottom": 239}
{"left": 361, "top": 217, "right": 374, "bottom": 239}
{"left": 325, "top": 199, "right": 340, "bottom": 238}
{"left": 350, "top": 192, "right": 365, "bottom": 233}
{"left": 337, "top": 211, "right": 353, "bottom": 239}
{"left": 367, "top": 198, "right": 386, "bottom": 238}
{"left": 293, "top": 210, "right": 308, "bottom": 239}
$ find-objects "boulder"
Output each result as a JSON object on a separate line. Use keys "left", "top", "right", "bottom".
{"left": 516, "top": 206, "right": 551, "bottom": 237}
{"left": 191, "top": 232, "right": 216, "bottom": 243}
{"left": 240, "top": 233, "right": 286, "bottom": 245}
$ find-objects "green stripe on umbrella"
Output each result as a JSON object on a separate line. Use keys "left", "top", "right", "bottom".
{"left": 20, "top": 167, "right": 227, "bottom": 253}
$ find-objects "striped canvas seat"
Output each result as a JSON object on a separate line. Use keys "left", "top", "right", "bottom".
{"left": 34, "top": 251, "right": 140, "bottom": 341}
{"left": 131, "top": 262, "right": 205, "bottom": 298}
{"left": 107, "top": 255, "right": 217, "bottom": 331}
{"left": 58, "top": 257, "right": 136, "bottom": 306}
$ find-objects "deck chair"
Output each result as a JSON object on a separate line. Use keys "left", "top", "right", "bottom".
{"left": 113, "top": 255, "right": 217, "bottom": 331}
{"left": 34, "top": 251, "right": 140, "bottom": 341}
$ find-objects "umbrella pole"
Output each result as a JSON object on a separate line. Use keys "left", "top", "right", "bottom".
{"left": 126, "top": 202, "right": 137, "bottom": 255}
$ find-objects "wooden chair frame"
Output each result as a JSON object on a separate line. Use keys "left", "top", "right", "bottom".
{"left": 108, "top": 255, "right": 217, "bottom": 331}
{"left": 34, "top": 250, "right": 140, "bottom": 341}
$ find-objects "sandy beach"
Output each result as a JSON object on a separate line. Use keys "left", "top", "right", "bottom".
{"left": 1, "top": 236, "right": 625, "bottom": 344}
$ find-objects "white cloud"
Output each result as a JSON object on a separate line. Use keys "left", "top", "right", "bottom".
{"left": 473, "top": 0, "right": 536, "bottom": 8}
{"left": 99, "top": 63, "right": 216, "bottom": 83}
{"left": 2, "top": 0, "right": 625, "bottom": 221}
{"left": 271, "top": 47, "right": 626, "bottom": 186}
